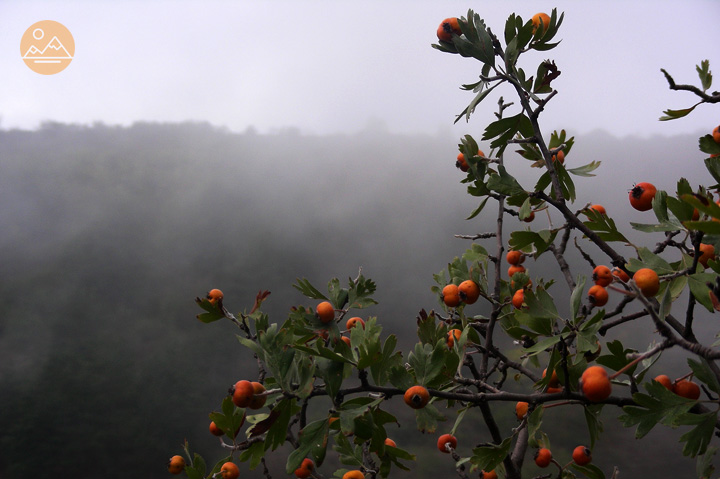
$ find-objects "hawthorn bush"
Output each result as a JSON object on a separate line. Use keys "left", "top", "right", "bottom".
{"left": 169, "top": 9, "right": 720, "bottom": 479}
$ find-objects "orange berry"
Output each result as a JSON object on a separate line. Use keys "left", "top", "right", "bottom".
{"left": 458, "top": 280, "right": 481, "bottom": 304}
{"left": 342, "top": 471, "right": 365, "bottom": 479}
{"left": 588, "top": 284, "right": 609, "bottom": 307}
{"left": 531, "top": 13, "right": 551, "bottom": 34}
{"left": 294, "top": 458, "right": 314, "bottom": 479}
{"left": 629, "top": 182, "right": 657, "bottom": 211}
{"left": 589, "top": 204, "right": 606, "bottom": 216}
{"left": 437, "top": 433, "right": 457, "bottom": 453}
{"left": 295, "top": 457, "right": 315, "bottom": 479}
{"left": 572, "top": 446, "right": 592, "bottom": 466}
{"left": 207, "top": 288, "right": 223, "bottom": 304}
{"left": 232, "top": 380, "right": 254, "bottom": 408}
{"left": 437, "top": 17, "right": 462, "bottom": 42}
{"left": 455, "top": 149, "right": 484, "bottom": 172}
{"left": 506, "top": 250, "right": 524, "bottom": 265}
{"left": 633, "top": 268, "right": 660, "bottom": 297}
{"left": 713, "top": 125, "right": 720, "bottom": 144}
{"left": 168, "top": 455, "right": 186, "bottom": 475}
{"left": 534, "top": 447, "right": 552, "bottom": 468}
{"left": 523, "top": 210, "right": 535, "bottom": 222}
{"left": 508, "top": 265, "right": 527, "bottom": 277}
{"left": 581, "top": 365, "right": 607, "bottom": 381}
{"left": 248, "top": 382, "right": 267, "bottom": 409}
{"left": 480, "top": 471, "right": 498, "bottom": 479}
{"left": 346, "top": 317, "right": 365, "bottom": 330}
{"left": 220, "top": 462, "right": 240, "bottom": 479}
{"left": 512, "top": 289, "right": 525, "bottom": 309}
{"left": 581, "top": 366, "right": 612, "bottom": 402}
{"left": 654, "top": 374, "right": 673, "bottom": 390}
{"left": 543, "top": 368, "right": 560, "bottom": 388}
{"left": 340, "top": 336, "right": 351, "bottom": 347}
{"left": 674, "top": 379, "right": 701, "bottom": 400}
{"left": 209, "top": 420, "right": 224, "bottom": 437}
{"left": 546, "top": 386, "right": 563, "bottom": 394}
{"left": 592, "top": 265, "right": 613, "bottom": 287}
{"left": 698, "top": 243, "right": 715, "bottom": 267}
{"left": 456, "top": 152, "right": 469, "bottom": 172}
{"left": 447, "top": 329, "right": 462, "bottom": 348}
{"left": 612, "top": 267, "right": 630, "bottom": 283}
{"left": 515, "top": 401, "right": 529, "bottom": 420}
{"left": 442, "top": 283, "right": 461, "bottom": 307}
{"left": 404, "top": 385, "right": 430, "bottom": 409}
{"left": 316, "top": 301, "right": 335, "bottom": 323}
{"left": 551, "top": 150, "right": 565, "bottom": 164}
{"left": 384, "top": 438, "right": 397, "bottom": 448}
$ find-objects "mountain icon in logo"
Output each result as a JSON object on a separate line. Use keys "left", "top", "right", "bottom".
{"left": 23, "top": 35, "right": 73, "bottom": 60}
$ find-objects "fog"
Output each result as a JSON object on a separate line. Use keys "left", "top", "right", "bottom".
{"left": 0, "top": 122, "right": 714, "bottom": 478}
{"left": 1, "top": 1, "right": 718, "bottom": 138}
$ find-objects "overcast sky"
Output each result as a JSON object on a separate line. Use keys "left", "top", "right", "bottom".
{"left": 1, "top": 0, "right": 718, "bottom": 138}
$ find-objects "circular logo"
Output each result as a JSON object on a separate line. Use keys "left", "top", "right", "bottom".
{"left": 21, "top": 20, "right": 74, "bottom": 75}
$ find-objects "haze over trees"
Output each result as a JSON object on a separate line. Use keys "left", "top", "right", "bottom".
{"left": 0, "top": 121, "right": 712, "bottom": 478}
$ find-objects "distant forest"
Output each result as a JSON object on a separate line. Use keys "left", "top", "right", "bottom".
{"left": 0, "top": 122, "right": 711, "bottom": 478}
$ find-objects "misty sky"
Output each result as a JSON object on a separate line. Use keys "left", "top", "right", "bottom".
{"left": 1, "top": 0, "right": 718, "bottom": 138}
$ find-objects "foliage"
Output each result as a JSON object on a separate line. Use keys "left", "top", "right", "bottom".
{"left": 172, "top": 8, "right": 720, "bottom": 479}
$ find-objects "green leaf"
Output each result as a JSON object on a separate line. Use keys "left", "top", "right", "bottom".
{"left": 408, "top": 343, "right": 443, "bottom": 386}
{"left": 554, "top": 161, "right": 576, "bottom": 201}
{"left": 679, "top": 412, "right": 717, "bottom": 457}
{"left": 508, "top": 229, "right": 558, "bottom": 255}
{"left": 466, "top": 197, "right": 490, "bottom": 220}
{"left": 487, "top": 165, "right": 525, "bottom": 196}
{"left": 618, "top": 381, "right": 697, "bottom": 439}
{"left": 570, "top": 463, "right": 606, "bottom": 479}
{"left": 293, "top": 278, "right": 328, "bottom": 300}
{"left": 266, "top": 399, "right": 299, "bottom": 450}
{"left": 688, "top": 357, "right": 720, "bottom": 395}
{"left": 192, "top": 453, "right": 207, "bottom": 476}
{"left": 520, "top": 335, "right": 562, "bottom": 356}
{"left": 567, "top": 161, "right": 601, "bottom": 177}
{"left": 457, "top": 10, "right": 496, "bottom": 67}
{"left": 316, "top": 357, "right": 347, "bottom": 401}
{"left": 582, "top": 213, "right": 628, "bottom": 243}
{"left": 700, "top": 136, "right": 720, "bottom": 157}
{"left": 596, "top": 340, "right": 637, "bottom": 375}
{"left": 629, "top": 247, "right": 674, "bottom": 274}
{"left": 630, "top": 220, "right": 685, "bottom": 233}
{"left": 470, "top": 437, "right": 513, "bottom": 473}
{"left": 697, "top": 59, "right": 712, "bottom": 91}
{"left": 456, "top": 83, "right": 500, "bottom": 124}
{"left": 527, "top": 405, "right": 544, "bottom": 447}
{"left": 370, "top": 335, "right": 401, "bottom": 386}
{"left": 237, "top": 335, "right": 266, "bottom": 359}
{"left": 660, "top": 104, "right": 700, "bottom": 121}
{"left": 195, "top": 310, "right": 225, "bottom": 323}
{"left": 347, "top": 275, "right": 378, "bottom": 309}
{"left": 413, "top": 402, "right": 445, "bottom": 433}
{"left": 286, "top": 419, "right": 330, "bottom": 474}
{"left": 584, "top": 405, "right": 604, "bottom": 450}
{"left": 482, "top": 114, "right": 533, "bottom": 154}
{"left": 570, "top": 275, "right": 586, "bottom": 320}
{"left": 683, "top": 221, "right": 720, "bottom": 234}
{"left": 697, "top": 446, "right": 716, "bottom": 479}
{"left": 688, "top": 273, "right": 716, "bottom": 312}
